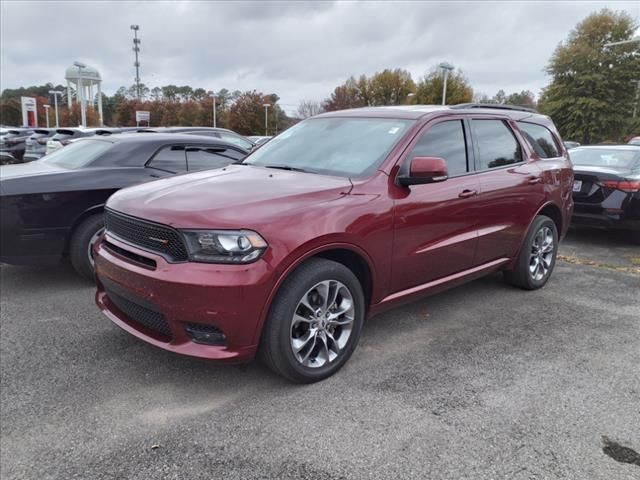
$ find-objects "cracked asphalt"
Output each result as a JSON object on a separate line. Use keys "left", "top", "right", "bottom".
{"left": 1, "top": 231, "right": 639, "bottom": 479}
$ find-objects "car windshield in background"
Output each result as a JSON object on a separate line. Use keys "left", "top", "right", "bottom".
{"left": 245, "top": 117, "right": 414, "bottom": 177}
{"left": 570, "top": 148, "right": 640, "bottom": 169}
{"left": 41, "top": 139, "right": 112, "bottom": 169}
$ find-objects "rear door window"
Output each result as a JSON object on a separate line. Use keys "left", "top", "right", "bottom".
{"left": 517, "top": 122, "right": 560, "bottom": 158}
{"left": 471, "top": 119, "right": 523, "bottom": 169}
{"left": 186, "top": 147, "right": 245, "bottom": 172}
{"left": 406, "top": 120, "right": 469, "bottom": 176}
{"left": 148, "top": 145, "right": 187, "bottom": 173}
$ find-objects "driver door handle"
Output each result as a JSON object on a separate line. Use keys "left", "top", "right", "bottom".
{"left": 458, "top": 189, "right": 478, "bottom": 198}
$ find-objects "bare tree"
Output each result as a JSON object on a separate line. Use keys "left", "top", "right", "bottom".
{"left": 296, "top": 100, "right": 323, "bottom": 118}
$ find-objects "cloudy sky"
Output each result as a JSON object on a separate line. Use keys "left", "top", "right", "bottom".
{"left": 1, "top": 1, "right": 638, "bottom": 113}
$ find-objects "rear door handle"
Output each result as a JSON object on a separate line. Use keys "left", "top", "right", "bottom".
{"left": 528, "top": 176, "right": 542, "bottom": 184}
{"left": 458, "top": 189, "right": 478, "bottom": 198}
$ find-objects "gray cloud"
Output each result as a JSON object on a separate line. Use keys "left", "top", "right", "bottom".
{"left": 1, "top": 0, "right": 638, "bottom": 114}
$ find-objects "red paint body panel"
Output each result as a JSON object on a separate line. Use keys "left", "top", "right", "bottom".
{"left": 95, "top": 107, "right": 573, "bottom": 362}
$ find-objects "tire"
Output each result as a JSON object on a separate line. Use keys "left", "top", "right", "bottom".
{"left": 69, "top": 214, "right": 104, "bottom": 281}
{"left": 260, "top": 258, "right": 365, "bottom": 383}
{"left": 504, "top": 215, "right": 558, "bottom": 290}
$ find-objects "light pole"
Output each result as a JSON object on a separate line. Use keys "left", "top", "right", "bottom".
{"left": 263, "top": 103, "right": 271, "bottom": 136}
{"left": 49, "top": 90, "right": 63, "bottom": 128}
{"left": 43, "top": 105, "right": 51, "bottom": 128}
{"left": 604, "top": 37, "right": 640, "bottom": 118}
{"left": 211, "top": 91, "right": 217, "bottom": 128}
{"left": 439, "top": 62, "right": 455, "bottom": 105}
{"left": 74, "top": 61, "right": 87, "bottom": 127}
{"left": 131, "top": 25, "right": 141, "bottom": 100}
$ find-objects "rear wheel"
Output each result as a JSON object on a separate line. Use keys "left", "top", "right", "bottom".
{"left": 69, "top": 214, "right": 104, "bottom": 281}
{"left": 260, "top": 258, "right": 365, "bottom": 383}
{"left": 504, "top": 215, "right": 558, "bottom": 290}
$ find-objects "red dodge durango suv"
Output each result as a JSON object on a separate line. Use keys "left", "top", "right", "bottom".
{"left": 94, "top": 104, "right": 573, "bottom": 383}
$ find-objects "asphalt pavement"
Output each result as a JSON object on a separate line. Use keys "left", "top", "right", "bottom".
{"left": 1, "top": 232, "right": 639, "bottom": 479}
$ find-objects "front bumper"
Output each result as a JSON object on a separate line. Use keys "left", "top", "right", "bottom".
{"left": 94, "top": 234, "right": 276, "bottom": 363}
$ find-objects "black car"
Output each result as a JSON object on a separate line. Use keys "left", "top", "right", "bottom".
{"left": 0, "top": 128, "right": 34, "bottom": 162}
{"left": 23, "top": 128, "right": 56, "bottom": 162}
{"left": 570, "top": 145, "right": 640, "bottom": 243}
{"left": 0, "top": 133, "right": 249, "bottom": 279}
{"left": 139, "top": 126, "right": 255, "bottom": 150}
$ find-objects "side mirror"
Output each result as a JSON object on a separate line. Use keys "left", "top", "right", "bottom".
{"left": 397, "top": 156, "right": 449, "bottom": 186}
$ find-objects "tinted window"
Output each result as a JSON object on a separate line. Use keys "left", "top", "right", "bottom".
{"left": 186, "top": 147, "right": 245, "bottom": 171}
{"left": 246, "top": 118, "right": 413, "bottom": 178}
{"left": 41, "top": 138, "right": 112, "bottom": 169}
{"left": 570, "top": 148, "right": 640, "bottom": 169}
{"left": 218, "top": 132, "right": 253, "bottom": 150}
{"left": 149, "top": 146, "right": 186, "bottom": 173}
{"left": 472, "top": 120, "right": 522, "bottom": 169}
{"left": 518, "top": 122, "right": 560, "bottom": 158}
{"left": 408, "top": 120, "right": 468, "bottom": 176}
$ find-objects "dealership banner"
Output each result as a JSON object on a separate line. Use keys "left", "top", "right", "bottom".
{"left": 21, "top": 96, "right": 38, "bottom": 127}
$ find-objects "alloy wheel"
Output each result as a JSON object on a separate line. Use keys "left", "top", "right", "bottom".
{"left": 529, "top": 226, "right": 554, "bottom": 281}
{"left": 290, "top": 280, "right": 355, "bottom": 368}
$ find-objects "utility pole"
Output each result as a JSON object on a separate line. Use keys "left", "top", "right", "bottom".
{"left": 131, "top": 25, "right": 141, "bottom": 100}
{"left": 439, "top": 62, "right": 454, "bottom": 105}
{"left": 49, "top": 90, "right": 63, "bottom": 128}
{"left": 263, "top": 103, "right": 271, "bottom": 136}
{"left": 604, "top": 37, "right": 640, "bottom": 118}
{"left": 211, "top": 91, "right": 217, "bottom": 128}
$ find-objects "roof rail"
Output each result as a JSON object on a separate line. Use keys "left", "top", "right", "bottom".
{"left": 451, "top": 103, "right": 538, "bottom": 113}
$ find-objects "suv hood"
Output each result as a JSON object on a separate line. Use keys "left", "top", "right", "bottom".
{"left": 108, "top": 164, "right": 353, "bottom": 229}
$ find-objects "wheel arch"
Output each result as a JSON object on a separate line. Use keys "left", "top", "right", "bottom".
{"left": 253, "top": 243, "right": 376, "bottom": 345}
{"left": 506, "top": 201, "right": 563, "bottom": 270}
{"left": 63, "top": 204, "right": 105, "bottom": 255}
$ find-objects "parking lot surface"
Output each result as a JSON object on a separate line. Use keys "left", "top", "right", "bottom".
{"left": 1, "top": 234, "right": 639, "bottom": 479}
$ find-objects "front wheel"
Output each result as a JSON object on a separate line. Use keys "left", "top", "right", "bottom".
{"left": 504, "top": 215, "right": 558, "bottom": 290}
{"left": 260, "top": 258, "right": 365, "bottom": 383}
{"left": 69, "top": 214, "right": 104, "bottom": 282}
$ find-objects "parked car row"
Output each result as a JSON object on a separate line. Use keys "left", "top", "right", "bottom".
{"left": 1, "top": 126, "right": 256, "bottom": 164}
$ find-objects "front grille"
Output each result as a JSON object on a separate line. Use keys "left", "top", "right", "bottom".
{"left": 104, "top": 285, "right": 172, "bottom": 339}
{"left": 105, "top": 209, "right": 188, "bottom": 261}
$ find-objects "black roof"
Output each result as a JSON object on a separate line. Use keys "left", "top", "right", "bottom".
{"left": 80, "top": 132, "right": 247, "bottom": 149}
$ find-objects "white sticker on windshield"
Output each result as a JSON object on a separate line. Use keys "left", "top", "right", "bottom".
{"left": 388, "top": 127, "right": 400, "bottom": 134}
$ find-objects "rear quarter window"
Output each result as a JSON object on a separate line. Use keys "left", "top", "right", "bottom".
{"left": 517, "top": 122, "right": 561, "bottom": 158}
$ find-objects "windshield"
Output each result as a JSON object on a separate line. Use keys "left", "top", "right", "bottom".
{"left": 245, "top": 117, "right": 414, "bottom": 177}
{"left": 570, "top": 148, "right": 640, "bottom": 169}
{"left": 41, "top": 138, "right": 112, "bottom": 169}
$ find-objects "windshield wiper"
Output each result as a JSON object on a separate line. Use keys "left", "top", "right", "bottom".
{"left": 262, "top": 164, "right": 314, "bottom": 174}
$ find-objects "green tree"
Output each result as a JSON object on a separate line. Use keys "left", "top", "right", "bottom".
{"left": 539, "top": 9, "right": 640, "bottom": 143}
{"left": 368, "top": 68, "right": 416, "bottom": 106}
{"left": 229, "top": 91, "right": 277, "bottom": 135}
{"left": 322, "top": 76, "right": 366, "bottom": 111}
{"left": 414, "top": 67, "right": 473, "bottom": 105}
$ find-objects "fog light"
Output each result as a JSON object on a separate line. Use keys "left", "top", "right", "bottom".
{"left": 183, "top": 323, "right": 226, "bottom": 346}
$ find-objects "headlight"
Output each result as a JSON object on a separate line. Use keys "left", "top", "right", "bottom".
{"left": 181, "top": 230, "right": 268, "bottom": 264}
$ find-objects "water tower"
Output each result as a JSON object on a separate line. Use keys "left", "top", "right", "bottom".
{"left": 65, "top": 63, "right": 103, "bottom": 126}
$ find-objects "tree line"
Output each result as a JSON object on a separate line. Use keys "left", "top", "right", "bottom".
{"left": 1, "top": 9, "right": 637, "bottom": 142}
